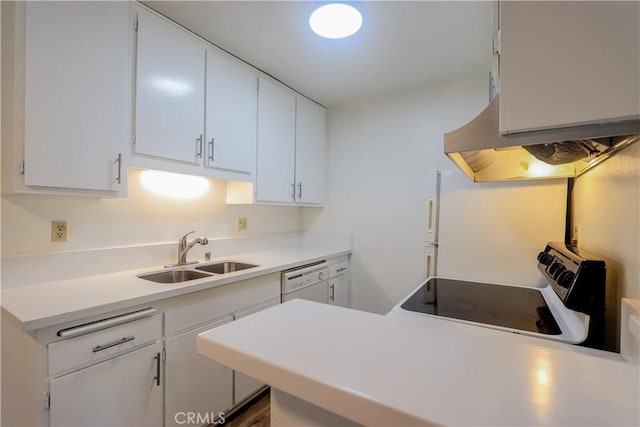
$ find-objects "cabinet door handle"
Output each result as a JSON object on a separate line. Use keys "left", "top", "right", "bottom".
{"left": 427, "top": 199, "right": 434, "bottom": 233}
{"left": 330, "top": 283, "right": 335, "bottom": 301}
{"left": 92, "top": 336, "right": 135, "bottom": 353}
{"left": 196, "top": 134, "right": 203, "bottom": 158}
{"left": 297, "top": 182, "right": 303, "bottom": 199}
{"left": 208, "top": 138, "right": 214, "bottom": 162}
{"left": 291, "top": 183, "right": 296, "bottom": 201}
{"left": 336, "top": 267, "right": 347, "bottom": 273}
{"left": 115, "top": 153, "right": 123, "bottom": 185}
{"left": 154, "top": 352, "right": 161, "bottom": 386}
{"left": 426, "top": 254, "right": 432, "bottom": 279}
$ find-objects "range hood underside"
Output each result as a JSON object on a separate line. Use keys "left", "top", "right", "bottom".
{"left": 445, "top": 96, "right": 640, "bottom": 182}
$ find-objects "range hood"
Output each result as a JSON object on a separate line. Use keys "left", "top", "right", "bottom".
{"left": 444, "top": 95, "right": 640, "bottom": 182}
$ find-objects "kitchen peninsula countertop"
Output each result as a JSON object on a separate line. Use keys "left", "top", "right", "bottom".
{"left": 197, "top": 299, "right": 639, "bottom": 426}
{"left": 1, "top": 246, "right": 350, "bottom": 331}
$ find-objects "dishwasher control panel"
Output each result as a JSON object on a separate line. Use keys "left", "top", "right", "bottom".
{"left": 282, "top": 261, "right": 328, "bottom": 293}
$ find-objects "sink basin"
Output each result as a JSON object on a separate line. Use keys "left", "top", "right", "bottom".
{"left": 195, "top": 261, "right": 259, "bottom": 274}
{"left": 138, "top": 269, "right": 211, "bottom": 284}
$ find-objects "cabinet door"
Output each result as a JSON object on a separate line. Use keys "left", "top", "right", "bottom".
{"left": 165, "top": 317, "right": 233, "bottom": 427}
{"left": 255, "top": 77, "right": 296, "bottom": 204}
{"left": 328, "top": 276, "right": 349, "bottom": 308}
{"left": 50, "top": 343, "right": 162, "bottom": 427}
{"left": 205, "top": 48, "right": 257, "bottom": 175}
{"left": 295, "top": 97, "right": 326, "bottom": 205}
{"left": 135, "top": 7, "right": 205, "bottom": 164}
{"left": 23, "top": 1, "right": 129, "bottom": 192}
{"left": 499, "top": 1, "right": 640, "bottom": 134}
{"left": 233, "top": 299, "right": 280, "bottom": 404}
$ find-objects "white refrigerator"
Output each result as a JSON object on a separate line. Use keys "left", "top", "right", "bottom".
{"left": 424, "top": 170, "right": 440, "bottom": 279}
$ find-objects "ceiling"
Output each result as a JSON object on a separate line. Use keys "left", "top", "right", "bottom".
{"left": 143, "top": 1, "right": 492, "bottom": 107}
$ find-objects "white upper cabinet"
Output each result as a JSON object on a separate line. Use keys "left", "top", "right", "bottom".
{"left": 205, "top": 48, "right": 257, "bottom": 175}
{"left": 255, "top": 77, "right": 297, "bottom": 204}
{"left": 16, "top": 1, "right": 130, "bottom": 194}
{"left": 134, "top": 7, "right": 205, "bottom": 164}
{"left": 499, "top": 1, "right": 640, "bottom": 134}
{"left": 294, "top": 97, "right": 326, "bottom": 205}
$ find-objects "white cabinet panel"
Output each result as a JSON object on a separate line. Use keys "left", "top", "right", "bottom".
{"left": 135, "top": 7, "right": 205, "bottom": 164}
{"left": 255, "top": 77, "right": 296, "bottom": 204}
{"left": 50, "top": 343, "right": 162, "bottom": 427}
{"left": 328, "top": 277, "right": 349, "bottom": 307}
{"left": 205, "top": 48, "right": 257, "bottom": 175}
{"left": 499, "top": 1, "right": 640, "bottom": 134}
{"left": 23, "top": 1, "right": 129, "bottom": 192}
{"left": 294, "top": 97, "right": 326, "bottom": 205}
{"left": 165, "top": 317, "right": 233, "bottom": 427}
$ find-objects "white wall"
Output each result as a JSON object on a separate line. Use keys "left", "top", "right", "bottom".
{"left": 304, "top": 75, "right": 567, "bottom": 314}
{"left": 1, "top": 168, "right": 303, "bottom": 257}
{"left": 572, "top": 142, "right": 640, "bottom": 351}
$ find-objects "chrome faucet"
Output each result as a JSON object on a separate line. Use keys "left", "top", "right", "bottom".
{"left": 176, "top": 231, "right": 209, "bottom": 266}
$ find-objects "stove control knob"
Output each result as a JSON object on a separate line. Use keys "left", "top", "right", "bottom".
{"left": 549, "top": 263, "right": 561, "bottom": 276}
{"left": 558, "top": 271, "right": 575, "bottom": 288}
{"left": 552, "top": 265, "right": 566, "bottom": 281}
{"left": 537, "top": 252, "right": 553, "bottom": 265}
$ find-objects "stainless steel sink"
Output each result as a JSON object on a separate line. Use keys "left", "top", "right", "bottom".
{"left": 195, "top": 261, "right": 259, "bottom": 274}
{"left": 138, "top": 269, "right": 212, "bottom": 284}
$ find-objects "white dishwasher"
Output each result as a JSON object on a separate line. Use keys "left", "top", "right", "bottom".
{"left": 281, "top": 261, "right": 329, "bottom": 303}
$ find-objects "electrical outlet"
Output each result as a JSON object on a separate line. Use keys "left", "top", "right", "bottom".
{"left": 51, "top": 220, "right": 68, "bottom": 242}
{"left": 237, "top": 217, "right": 247, "bottom": 231}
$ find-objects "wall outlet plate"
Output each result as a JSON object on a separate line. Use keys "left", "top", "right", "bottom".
{"left": 51, "top": 220, "right": 68, "bottom": 242}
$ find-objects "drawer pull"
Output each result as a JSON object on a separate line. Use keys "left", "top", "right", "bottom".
{"left": 336, "top": 267, "right": 347, "bottom": 273}
{"left": 92, "top": 336, "right": 135, "bottom": 353}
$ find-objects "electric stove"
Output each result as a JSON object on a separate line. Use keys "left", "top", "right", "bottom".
{"left": 393, "top": 242, "right": 606, "bottom": 349}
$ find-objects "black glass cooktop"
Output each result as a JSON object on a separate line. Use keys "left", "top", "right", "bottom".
{"left": 400, "top": 278, "right": 561, "bottom": 335}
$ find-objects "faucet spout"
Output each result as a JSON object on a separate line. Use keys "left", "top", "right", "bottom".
{"left": 176, "top": 232, "right": 209, "bottom": 266}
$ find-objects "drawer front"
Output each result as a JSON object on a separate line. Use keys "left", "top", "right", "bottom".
{"left": 329, "top": 260, "right": 349, "bottom": 278}
{"left": 49, "top": 314, "right": 162, "bottom": 376}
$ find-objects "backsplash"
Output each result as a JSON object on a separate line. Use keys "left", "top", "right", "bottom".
{"left": 1, "top": 168, "right": 303, "bottom": 257}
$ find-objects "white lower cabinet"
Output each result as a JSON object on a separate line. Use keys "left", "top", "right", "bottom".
{"left": 3, "top": 273, "right": 281, "bottom": 426}
{"left": 328, "top": 257, "right": 350, "bottom": 308}
{"left": 50, "top": 343, "right": 163, "bottom": 427}
{"left": 164, "top": 317, "right": 233, "bottom": 426}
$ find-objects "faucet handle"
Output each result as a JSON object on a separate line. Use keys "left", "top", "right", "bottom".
{"left": 179, "top": 231, "right": 195, "bottom": 242}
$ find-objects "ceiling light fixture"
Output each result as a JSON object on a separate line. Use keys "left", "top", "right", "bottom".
{"left": 309, "top": 3, "right": 362, "bottom": 39}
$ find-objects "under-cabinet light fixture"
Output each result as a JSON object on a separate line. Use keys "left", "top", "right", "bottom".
{"left": 140, "top": 170, "right": 209, "bottom": 199}
{"left": 309, "top": 3, "right": 362, "bottom": 39}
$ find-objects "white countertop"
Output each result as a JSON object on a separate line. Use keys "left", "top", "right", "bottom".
{"left": 197, "top": 299, "right": 640, "bottom": 426}
{"left": 1, "top": 246, "right": 350, "bottom": 331}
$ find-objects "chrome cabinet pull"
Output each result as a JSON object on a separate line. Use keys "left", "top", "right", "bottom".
{"left": 426, "top": 254, "right": 432, "bottom": 278}
{"left": 208, "top": 138, "right": 214, "bottom": 162}
{"left": 336, "top": 267, "right": 347, "bottom": 273}
{"left": 92, "top": 336, "right": 134, "bottom": 353}
{"left": 154, "top": 352, "right": 161, "bottom": 386}
{"left": 196, "top": 134, "right": 203, "bottom": 158}
{"left": 291, "top": 183, "right": 296, "bottom": 200}
{"left": 297, "top": 182, "right": 303, "bottom": 199}
{"left": 115, "top": 153, "right": 123, "bottom": 184}
{"left": 427, "top": 199, "right": 434, "bottom": 233}
{"left": 330, "top": 283, "right": 335, "bottom": 301}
